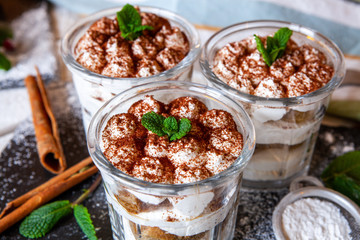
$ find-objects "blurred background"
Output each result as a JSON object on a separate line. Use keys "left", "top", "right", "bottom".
{"left": 2, "top": 0, "right": 360, "bottom": 54}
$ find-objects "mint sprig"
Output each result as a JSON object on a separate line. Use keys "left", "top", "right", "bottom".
{"left": 116, "top": 4, "right": 153, "bottom": 41}
{"left": 170, "top": 118, "right": 192, "bottom": 141}
{"left": 74, "top": 205, "right": 97, "bottom": 240}
{"left": 321, "top": 151, "right": 360, "bottom": 206}
{"left": 141, "top": 111, "right": 166, "bottom": 137}
{"left": 19, "top": 175, "right": 102, "bottom": 239}
{"left": 254, "top": 27, "right": 293, "bottom": 67}
{"left": 141, "top": 111, "right": 192, "bottom": 141}
{"left": 19, "top": 200, "right": 72, "bottom": 238}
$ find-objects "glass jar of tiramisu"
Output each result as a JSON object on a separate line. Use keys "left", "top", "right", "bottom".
{"left": 87, "top": 81, "right": 255, "bottom": 240}
{"left": 200, "top": 20, "right": 345, "bottom": 189}
{"left": 61, "top": 5, "right": 200, "bottom": 131}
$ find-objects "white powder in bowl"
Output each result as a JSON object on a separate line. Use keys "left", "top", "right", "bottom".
{"left": 282, "top": 198, "right": 352, "bottom": 240}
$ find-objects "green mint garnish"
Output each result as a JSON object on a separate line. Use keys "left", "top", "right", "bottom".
{"left": 141, "top": 111, "right": 192, "bottom": 141}
{"left": 169, "top": 118, "right": 192, "bottom": 141}
{"left": 162, "top": 116, "right": 178, "bottom": 136}
{"left": 141, "top": 111, "right": 166, "bottom": 137}
{"left": 19, "top": 200, "right": 73, "bottom": 238}
{"left": 254, "top": 27, "right": 293, "bottom": 67}
{"left": 74, "top": 205, "right": 98, "bottom": 240}
{"left": 116, "top": 4, "right": 153, "bottom": 41}
{"left": 0, "top": 52, "right": 11, "bottom": 71}
{"left": 321, "top": 151, "right": 360, "bottom": 206}
{"left": 19, "top": 175, "right": 101, "bottom": 239}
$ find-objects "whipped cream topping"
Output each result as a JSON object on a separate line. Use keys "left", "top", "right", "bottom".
{"left": 205, "top": 149, "right": 236, "bottom": 175}
{"left": 128, "top": 95, "right": 165, "bottom": 121}
{"left": 169, "top": 192, "right": 215, "bottom": 217}
{"left": 168, "top": 137, "right": 206, "bottom": 168}
{"left": 174, "top": 165, "right": 211, "bottom": 184}
{"left": 101, "top": 95, "right": 243, "bottom": 184}
{"left": 200, "top": 109, "right": 236, "bottom": 130}
{"left": 132, "top": 157, "right": 173, "bottom": 184}
{"left": 144, "top": 133, "right": 169, "bottom": 158}
{"left": 209, "top": 128, "right": 243, "bottom": 157}
{"left": 102, "top": 113, "right": 137, "bottom": 143}
{"left": 75, "top": 8, "right": 190, "bottom": 77}
{"left": 212, "top": 36, "right": 334, "bottom": 98}
{"left": 168, "top": 96, "right": 208, "bottom": 121}
{"left": 103, "top": 138, "right": 141, "bottom": 174}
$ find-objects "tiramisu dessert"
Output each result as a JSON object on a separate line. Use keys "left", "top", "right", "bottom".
{"left": 201, "top": 24, "right": 344, "bottom": 188}
{"left": 75, "top": 5, "right": 190, "bottom": 78}
{"left": 62, "top": 4, "right": 200, "bottom": 130}
{"left": 212, "top": 29, "right": 333, "bottom": 98}
{"left": 99, "top": 95, "right": 245, "bottom": 239}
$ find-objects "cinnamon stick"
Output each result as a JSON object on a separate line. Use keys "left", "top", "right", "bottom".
{"left": 0, "top": 157, "right": 98, "bottom": 234}
{"left": 0, "top": 156, "right": 93, "bottom": 219}
{"left": 24, "top": 67, "right": 66, "bottom": 174}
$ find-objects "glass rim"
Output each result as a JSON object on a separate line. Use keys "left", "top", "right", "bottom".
{"left": 61, "top": 6, "right": 201, "bottom": 84}
{"left": 200, "top": 20, "right": 346, "bottom": 106}
{"left": 87, "top": 81, "right": 256, "bottom": 194}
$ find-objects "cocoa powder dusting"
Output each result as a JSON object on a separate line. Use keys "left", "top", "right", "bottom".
{"left": 101, "top": 96, "right": 244, "bottom": 184}
{"left": 75, "top": 8, "right": 190, "bottom": 77}
{"left": 212, "top": 35, "right": 334, "bottom": 98}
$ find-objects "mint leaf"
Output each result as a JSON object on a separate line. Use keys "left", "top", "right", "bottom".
{"left": 116, "top": 4, "right": 153, "bottom": 41}
{"left": 254, "top": 27, "right": 293, "bottom": 66}
{"left": 254, "top": 35, "right": 271, "bottom": 67}
{"left": 0, "top": 52, "right": 11, "bottom": 71}
{"left": 327, "top": 174, "right": 360, "bottom": 206}
{"left": 134, "top": 25, "right": 153, "bottom": 32}
{"left": 170, "top": 118, "right": 192, "bottom": 141}
{"left": 272, "top": 27, "right": 292, "bottom": 59}
{"left": 141, "top": 111, "right": 166, "bottom": 136}
{"left": 266, "top": 36, "right": 276, "bottom": 59}
{"left": 121, "top": 31, "right": 141, "bottom": 41}
{"left": 273, "top": 27, "right": 293, "bottom": 49}
{"left": 74, "top": 205, "right": 98, "bottom": 240}
{"left": 19, "top": 200, "right": 72, "bottom": 238}
{"left": 321, "top": 151, "right": 360, "bottom": 182}
{"left": 141, "top": 112, "right": 192, "bottom": 141}
{"left": 163, "top": 116, "right": 178, "bottom": 136}
{"left": 321, "top": 151, "right": 360, "bottom": 206}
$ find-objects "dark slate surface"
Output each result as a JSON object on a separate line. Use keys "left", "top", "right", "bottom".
{"left": 0, "top": 81, "right": 359, "bottom": 240}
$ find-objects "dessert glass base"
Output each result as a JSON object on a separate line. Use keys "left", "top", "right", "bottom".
{"left": 87, "top": 81, "right": 255, "bottom": 240}
{"left": 104, "top": 176, "right": 241, "bottom": 240}
{"left": 200, "top": 21, "right": 345, "bottom": 189}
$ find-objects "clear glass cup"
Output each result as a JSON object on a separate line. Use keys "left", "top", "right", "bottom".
{"left": 200, "top": 20, "right": 345, "bottom": 189}
{"left": 87, "top": 81, "right": 255, "bottom": 240}
{"left": 61, "top": 6, "right": 200, "bottom": 131}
